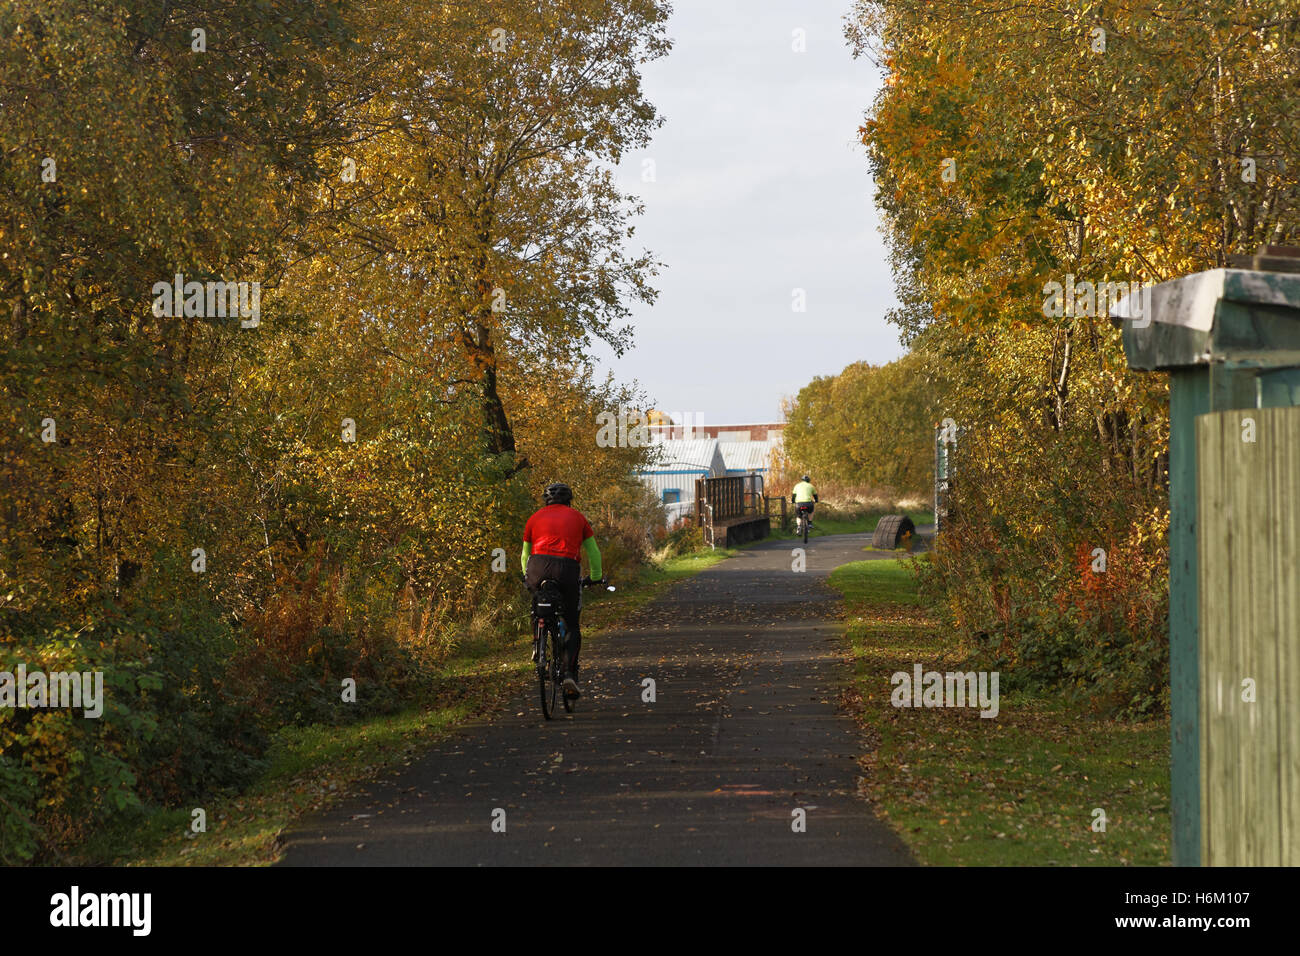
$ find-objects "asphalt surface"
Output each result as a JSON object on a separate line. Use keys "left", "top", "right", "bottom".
{"left": 278, "top": 530, "right": 923, "bottom": 866}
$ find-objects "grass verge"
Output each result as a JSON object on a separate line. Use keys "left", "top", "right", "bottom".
{"left": 82, "top": 547, "right": 733, "bottom": 866}
{"left": 829, "top": 558, "right": 1170, "bottom": 866}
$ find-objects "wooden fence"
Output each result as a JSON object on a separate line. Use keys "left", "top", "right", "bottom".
{"left": 696, "top": 475, "right": 746, "bottom": 522}
{"left": 694, "top": 474, "right": 774, "bottom": 545}
{"left": 1196, "top": 406, "right": 1300, "bottom": 865}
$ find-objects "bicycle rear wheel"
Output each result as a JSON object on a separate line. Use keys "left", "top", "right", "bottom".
{"left": 802, "top": 515, "right": 809, "bottom": 544}
{"left": 557, "top": 629, "right": 573, "bottom": 713}
{"left": 537, "top": 620, "right": 557, "bottom": 720}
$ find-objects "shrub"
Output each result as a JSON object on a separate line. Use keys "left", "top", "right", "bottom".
{"left": 915, "top": 426, "right": 1169, "bottom": 718}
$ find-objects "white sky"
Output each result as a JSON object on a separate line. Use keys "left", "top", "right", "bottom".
{"left": 594, "top": 0, "right": 903, "bottom": 424}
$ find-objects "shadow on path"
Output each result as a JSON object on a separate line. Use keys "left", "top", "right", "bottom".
{"left": 278, "top": 532, "right": 921, "bottom": 866}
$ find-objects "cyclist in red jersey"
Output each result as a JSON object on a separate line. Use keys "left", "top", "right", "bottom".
{"left": 521, "top": 482, "right": 603, "bottom": 699}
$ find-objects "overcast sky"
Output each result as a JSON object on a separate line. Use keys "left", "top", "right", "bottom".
{"left": 593, "top": 0, "right": 903, "bottom": 425}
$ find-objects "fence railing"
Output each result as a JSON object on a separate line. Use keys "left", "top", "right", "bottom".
{"left": 695, "top": 474, "right": 764, "bottom": 524}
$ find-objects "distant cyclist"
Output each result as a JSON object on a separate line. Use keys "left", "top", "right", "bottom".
{"left": 791, "top": 474, "right": 819, "bottom": 527}
{"left": 521, "top": 482, "right": 603, "bottom": 699}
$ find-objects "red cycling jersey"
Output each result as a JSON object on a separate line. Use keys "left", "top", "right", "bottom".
{"left": 523, "top": 504, "right": 593, "bottom": 561}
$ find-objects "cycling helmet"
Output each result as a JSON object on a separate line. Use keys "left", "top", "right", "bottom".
{"left": 801, "top": 475, "right": 811, "bottom": 483}
{"left": 543, "top": 482, "right": 573, "bottom": 506}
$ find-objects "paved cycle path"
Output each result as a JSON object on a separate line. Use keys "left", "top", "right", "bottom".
{"left": 278, "top": 531, "right": 921, "bottom": 866}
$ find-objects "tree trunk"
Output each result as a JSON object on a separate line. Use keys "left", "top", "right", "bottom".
{"left": 477, "top": 332, "right": 514, "bottom": 456}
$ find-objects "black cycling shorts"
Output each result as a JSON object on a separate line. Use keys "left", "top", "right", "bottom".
{"left": 525, "top": 554, "right": 582, "bottom": 621}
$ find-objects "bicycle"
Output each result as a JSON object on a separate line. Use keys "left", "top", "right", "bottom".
{"left": 795, "top": 503, "right": 814, "bottom": 544}
{"left": 529, "top": 575, "right": 613, "bottom": 720}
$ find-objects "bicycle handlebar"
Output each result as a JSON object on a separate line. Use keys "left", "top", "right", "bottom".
{"left": 519, "top": 573, "right": 614, "bottom": 592}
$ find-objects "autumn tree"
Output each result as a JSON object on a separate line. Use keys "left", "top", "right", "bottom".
{"left": 783, "top": 353, "right": 941, "bottom": 498}
{"left": 848, "top": 0, "right": 1299, "bottom": 713}
{"left": 303, "top": 0, "right": 670, "bottom": 469}
{"left": 0, "top": 0, "right": 669, "bottom": 860}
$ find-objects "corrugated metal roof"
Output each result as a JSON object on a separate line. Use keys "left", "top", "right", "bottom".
{"left": 642, "top": 438, "right": 725, "bottom": 474}
{"left": 718, "top": 439, "right": 780, "bottom": 472}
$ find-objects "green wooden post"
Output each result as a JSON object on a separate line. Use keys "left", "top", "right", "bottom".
{"left": 1167, "top": 370, "right": 1208, "bottom": 866}
{"left": 1117, "top": 264, "right": 1300, "bottom": 865}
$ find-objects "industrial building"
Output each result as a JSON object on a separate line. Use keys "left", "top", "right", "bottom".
{"left": 717, "top": 438, "right": 781, "bottom": 477}
{"left": 638, "top": 437, "right": 726, "bottom": 523}
{"left": 638, "top": 422, "right": 784, "bottom": 525}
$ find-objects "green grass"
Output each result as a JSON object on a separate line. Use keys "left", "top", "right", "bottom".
{"left": 83, "top": 548, "right": 730, "bottom": 867}
{"left": 828, "top": 559, "right": 919, "bottom": 606}
{"left": 82, "top": 703, "right": 474, "bottom": 866}
{"left": 829, "top": 558, "right": 1171, "bottom": 866}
